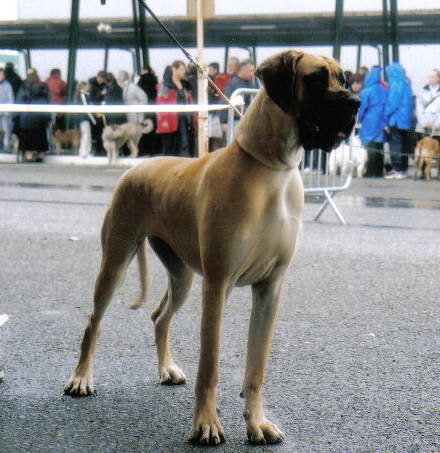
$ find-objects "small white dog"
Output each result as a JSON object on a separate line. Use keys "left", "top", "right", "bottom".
{"left": 328, "top": 135, "right": 367, "bottom": 178}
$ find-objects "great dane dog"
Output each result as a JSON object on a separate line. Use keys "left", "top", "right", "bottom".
{"left": 64, "top": 50, "right": 360, "bottom": 445}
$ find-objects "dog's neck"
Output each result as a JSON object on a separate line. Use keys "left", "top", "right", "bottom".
{"left": 234, "top": 89, "right": 303, "bottom": 171}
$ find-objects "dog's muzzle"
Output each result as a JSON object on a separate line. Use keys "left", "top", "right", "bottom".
{"left": 299, "top": 89, "right": 360, "bottom": 152}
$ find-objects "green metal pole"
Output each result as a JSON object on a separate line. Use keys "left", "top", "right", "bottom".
{"left": 66, "top": 0, "right": 80, "bottom": 130}
{"left": 333, "top": 0, "right": 344, "bottom": 61}
{"left": 24, "top": 49, "right": 31, "bottom": 70}
{"left": 389, "top": 0, "right": 399, "bottom": 62}
{"left": 104, "top": 45, "right": 109, "bottom": 72}
{"left": 66, "top": 0, "right": 79, "bottom": 105}
{"left": 356, "top": 44, "right": 362, "bottom": 72}
{"left": 138, "top": 0, "right": 149, "bottom": 69}
{"left": 132, "top": 0, "right": 141, "bottom": 74}
{"left": 382, "top": 0, "right": 390, "bottom": 68}
{"left": 224, "top": 45, "right": 229, "bottom": 73}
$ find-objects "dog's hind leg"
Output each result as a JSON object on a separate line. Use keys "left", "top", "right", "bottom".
{"left": 64, "top": 211, "right": 141, "bottom": 395}
{"left": 129, "top": 241, "right": 148, "bottom": 309}
{"left": 148, "top": 236, "right": 194, "bottom": 384}
{"left": 127, "top": 139, "right": 139, "bottom": 159}
{"left": 424, "top": 158, "right": 432, "bottom": 181}
{"left": 240, "top": 269, "right": 286, "bottom": 445}
{"left": 413, "top": 151, "right": 420, "bottom": 179}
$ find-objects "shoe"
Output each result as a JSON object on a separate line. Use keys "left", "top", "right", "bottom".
{"left": 384, "top": 170, "right": 406, "bottom": 180}
{"left": 394, "top": 172, "right": 407, "bottom": 180}
{"left": 384, "top": 170, "right": 397, "bottom": 179}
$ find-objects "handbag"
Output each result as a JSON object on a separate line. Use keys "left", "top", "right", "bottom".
{"left": 208, "top": 113, "right": 223, "bottom": 138}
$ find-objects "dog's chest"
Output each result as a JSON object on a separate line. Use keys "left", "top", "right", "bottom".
{"left": 234, "top": 191, "right": 301, "bottom": 286}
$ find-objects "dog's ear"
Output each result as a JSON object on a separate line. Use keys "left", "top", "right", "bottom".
{"left": 255, "top": 50, "right": 304, "bottom": 113}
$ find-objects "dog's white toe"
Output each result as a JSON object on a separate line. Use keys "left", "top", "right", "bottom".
{"left": 159, "top": 364, "right": 186, "bottom": 385}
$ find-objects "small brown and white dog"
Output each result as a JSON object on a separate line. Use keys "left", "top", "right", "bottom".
{"left": 102, "top": 120, "right": 154, "bottom": 165}
{"left": 52, "top": 128, "right": 81, "bottom": 155}
{"left": 413, "top": 136, "right": 439, "bottom": 181}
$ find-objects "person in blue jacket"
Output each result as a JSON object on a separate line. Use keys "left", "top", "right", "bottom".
{"left": 383, "top": 62, "right": 413, "bottom": 179}
{"left": 358, "top": 66, "right": 387, "bottom": 177}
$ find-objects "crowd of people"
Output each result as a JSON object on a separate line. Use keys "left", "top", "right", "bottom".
{"left": 0, "top": 56, "right": 257, "bottom": 161}
{"left": 0, "top": 56, "right": 439, "bottom": 178}
{"left": 347, "top": 63, "right": 440, "bottom": 179}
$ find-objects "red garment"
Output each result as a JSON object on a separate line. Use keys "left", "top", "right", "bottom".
{"left": 45, "top": 75, "right": 67, "bottom": 104}
{"left": 214, "top": 73, "right": 231, "bottom": 92}
{"left": 156, "top": 83, "right": 195, "bottom": 134}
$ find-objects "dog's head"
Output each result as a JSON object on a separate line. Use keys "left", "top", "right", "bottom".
{"left": 255, "top": 50, "right": 360, "bottom": 152}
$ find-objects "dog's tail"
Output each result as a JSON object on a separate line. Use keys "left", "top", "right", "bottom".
{"left": 129, "top": 240, "right": 148, "bottom": 309}
{"left": 141, "top": 119, "right": 154, "bottom": 135}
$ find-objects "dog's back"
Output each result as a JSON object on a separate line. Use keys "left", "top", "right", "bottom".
{"left": 53, "top": 129, "right": 81, "bottom": 154}
{"left": 414, "top": 137, "right": 440, "bottom": 181}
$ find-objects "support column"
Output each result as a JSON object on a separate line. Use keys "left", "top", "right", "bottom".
{"left": 389, "top": 0, "right": 399, "bottom": 62}
{"left": 104, "top": 45, "right": 109, "bottom": 72}
{"left": 67, "top": 0, "right": 80, "bottom": 105}
{"left": 356, "top": 44, "right": 362, "bottom": 72}
{"left": 196, "top": 0, "right": 208, "bottom": 157}
{"left": 382, "top": 0, "right": 390, "bottom": 68}
{"left": 24, "top": 49, "right": 31, "bottom": 71}
{"left": 138, "top": 0, "right": 149, "bottom": 69}
{"left": 132, "top": 0, "right": 141, "bottom": 74}
{"left": 333, "top": 0, "right": 344, "bottom": 61}
{"left": 224, "top": 45, "right": 230, "bottom": 73}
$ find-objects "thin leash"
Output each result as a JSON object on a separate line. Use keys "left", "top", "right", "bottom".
{"left": 138, "top": 1, "right": 244, "bottom": 119}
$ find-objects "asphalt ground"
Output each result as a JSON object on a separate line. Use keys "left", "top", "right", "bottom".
{"left": 0, "top": 162, "right": 440, "bottom": 452}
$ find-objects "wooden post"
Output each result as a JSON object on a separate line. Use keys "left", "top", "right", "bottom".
{"left": 196, "top": 0, "right": 208, "bottom": 157}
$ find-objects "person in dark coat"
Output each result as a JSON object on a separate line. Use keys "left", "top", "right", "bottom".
{"left": 358, "top": 66, "right": 387, "bottom": 177}
{"left": 137, "top": 66, "right": 158, "bottom": 104}
{"left": 137, "top": 66, "right": 160, "bottom": 156}
{"left": 15, "top": 68, "right": 51, "bottom": 162}
{"left": 87, "top": 70, "right": 107, "bottom": 154}
{"left": 220, "top": 59, "right": 257, "bottom": 130}
{"left": 4, "top": 62, "right": 22, "bottom": 98}
{"left": 102, "top": 72, "right": 125, "bottom": 125}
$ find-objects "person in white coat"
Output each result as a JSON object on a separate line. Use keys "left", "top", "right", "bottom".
{"left": 0, "top": 68, "right": 14, "bottom": 152}
{"left": 416, "top": 69, "right": 440, "bottom": 143}
{"left": 117, "top": 71, "right": 148, "bottom": 124}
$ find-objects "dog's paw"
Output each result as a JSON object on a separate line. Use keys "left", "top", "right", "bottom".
{"left": 245, "top": 414, "right": 284, "bottom": 445}
{"left": 64, "top": 374, "right": 94, "bottom": 396}
{"left": 190, "top": 416, "right": 225, "bottom": 445}
{"left": 159, "top": 363, "right": 186, "bottom": 385}
{"left": 129, "top": 298, "right": 143, "bottom": 310}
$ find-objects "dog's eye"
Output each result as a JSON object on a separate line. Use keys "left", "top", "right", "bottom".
{"left": 337, "top": 72, "right": 346, "bottom": 87}
{"left": 306, "top": 68, "right": 329, "bottom": 88}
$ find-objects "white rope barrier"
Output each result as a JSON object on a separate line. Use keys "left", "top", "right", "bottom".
{"left": 0, "top": 103, "right": 239, "bottom": 114}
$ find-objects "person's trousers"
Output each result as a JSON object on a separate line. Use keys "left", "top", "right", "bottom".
{"left": 0, "top": 114, "right": 12, "bottom": 151}
{"left": 365, "top": 141, "right": 384, "bottom": 177}
{"left": 79, "top": 120, "right": 92, "bottom": 158}
{"left": 161, "top": 116, "right": 192, "bottom": 157}
{"left": 388, "top": 127, "right": 407, "bottom": 172}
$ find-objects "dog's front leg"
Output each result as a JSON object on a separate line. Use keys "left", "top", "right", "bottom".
{"left": 190, "top": 279, "right": 229, "bottom": 445}
{"left": 241, "top": 272, "right": 285, "bottom": 445}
